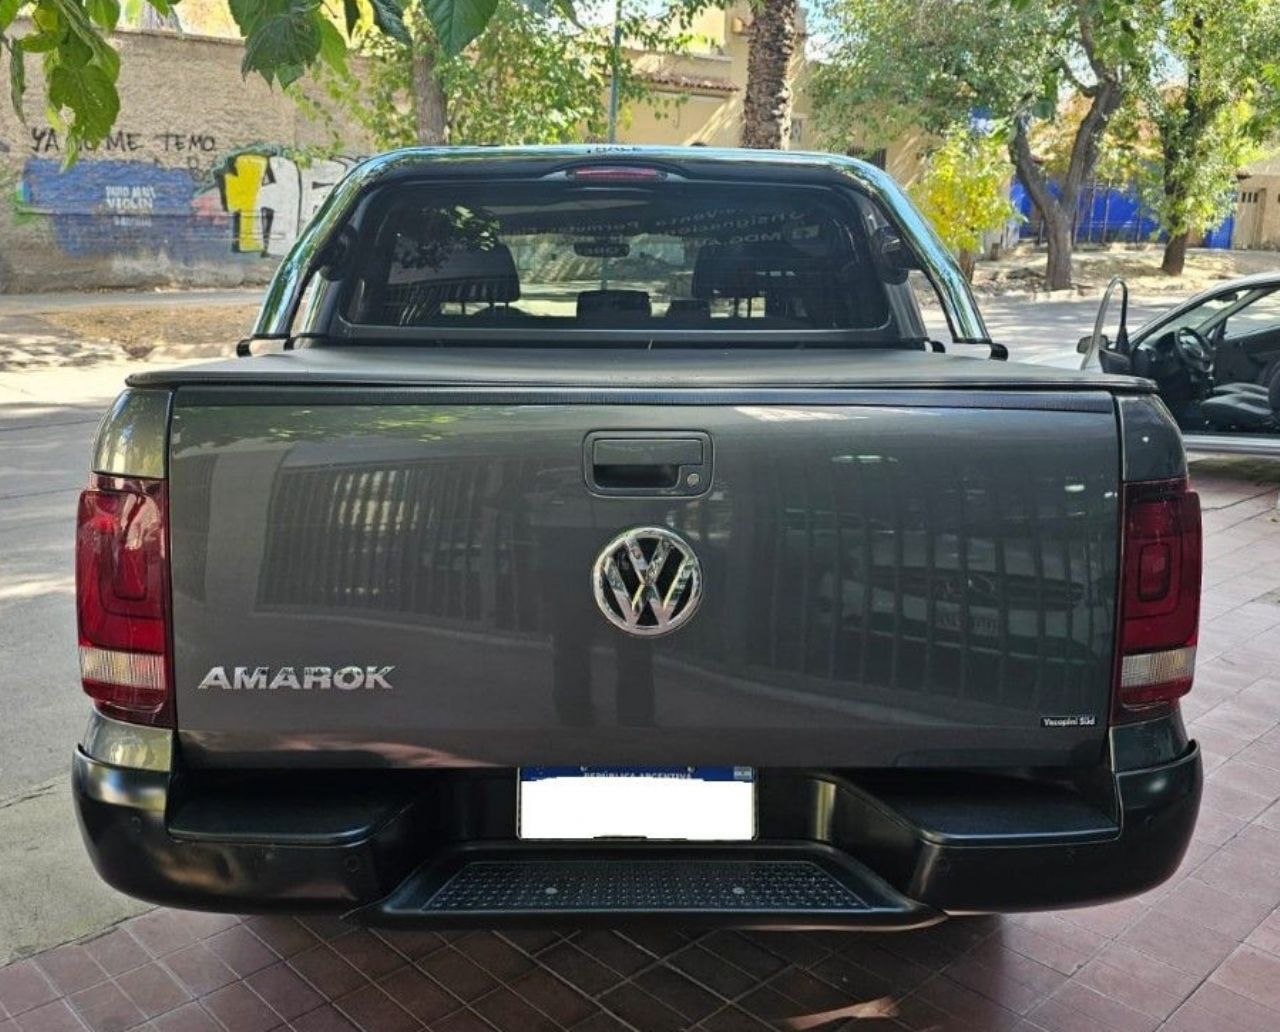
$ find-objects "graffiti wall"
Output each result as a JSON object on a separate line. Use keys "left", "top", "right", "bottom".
{"left": 16, "top": 127, "right": 360, "bottom": 269}
{"left": 0, "top": 27, "right": 373, "bottom": 291}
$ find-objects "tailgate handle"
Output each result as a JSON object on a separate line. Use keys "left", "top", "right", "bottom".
{"left": 587, "top": 434, "right": 710, "bottom": 494}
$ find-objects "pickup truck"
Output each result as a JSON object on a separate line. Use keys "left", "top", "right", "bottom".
{"left": 73, "top": 146, "right": 1202, "bottom": 929}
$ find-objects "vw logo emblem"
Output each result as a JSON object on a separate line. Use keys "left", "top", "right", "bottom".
{"left": 592, "top": 527, "right": 702, "bottom": 637}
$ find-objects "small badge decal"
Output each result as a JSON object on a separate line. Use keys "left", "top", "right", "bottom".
{"left": 1041, "top": 714, "right": 1097, "bottom": 728}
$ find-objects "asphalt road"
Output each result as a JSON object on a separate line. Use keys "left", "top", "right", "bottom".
{"left": 0, "top": 287, "right": 1181, "bottom": 960}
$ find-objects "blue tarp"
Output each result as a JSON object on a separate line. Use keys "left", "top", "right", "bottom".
{"left": 1009, "top": 179, "right": 1233, "bottom": 249}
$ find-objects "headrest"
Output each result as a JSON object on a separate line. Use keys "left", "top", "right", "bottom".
{"left": 387, "top": 242, "right": 520, "bottom": 304}
{"left": 691, "top": 240, "right": 820, "bottom": 300}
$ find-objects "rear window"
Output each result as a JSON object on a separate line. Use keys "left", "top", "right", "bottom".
{"left": 326, "top": 178, "right": 908, "bottom": 339}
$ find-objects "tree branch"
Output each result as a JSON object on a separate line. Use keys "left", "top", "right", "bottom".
{"left": 1074, "top": 0, "right": 1109, "bottom": 83}
{"left": 1058, "top": 57, "right": 1098, "bottom": 99}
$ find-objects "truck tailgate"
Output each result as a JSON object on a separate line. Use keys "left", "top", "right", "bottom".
{"left": 168, "top": 391, "right": 1120, "bottom": 769}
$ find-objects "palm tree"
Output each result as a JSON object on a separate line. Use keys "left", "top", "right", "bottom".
{"left": 741, "top": 0, "right": 799, "bottom": 149}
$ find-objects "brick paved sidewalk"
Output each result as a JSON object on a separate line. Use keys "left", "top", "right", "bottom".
{"left": 1, "top": 469, "right": 1278, "bottom": 1032}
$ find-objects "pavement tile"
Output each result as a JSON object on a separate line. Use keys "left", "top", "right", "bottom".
{"left": 287, "top": 946, "right": 366, "bottom": 1001}
{"left": 1163, "top": 981, "right": 1280, "bottom": 1032}
{"left": 372, "top": 930, "right": 445, "bottom": 963}
{"left": 563, "top": 932, "right": 650, "bottom": 978}
{"left": 1209, "top": 944, "right": 1280, "bottom": 1011}
{"left": 374, "top": 967, "right": 457, "bottom": 1025}
{"left": 1039, "top": 980, "right": 1160, "bottom": 1032}
{"left": 149, "top": 1002, "right": 220, "bottom": 1032}
{"left": 696, "top": 931, "right": 789, "bottom": 981}
{"left": 533, "top": 943, "right": 622, "bottom": 998}
{"left": 596, "top": 983, "right": 687, "bottom": 1032}
{"left": 694, "top": 1005, "right": 775, "bottom": 1031}
{"left": 333, "top": 984, "right": 420, "bottom": 1032}
{"left": 633, "top": 963, "right": 721, "bottom": 1022}
{"left": 451, "top": 932, "right": 534, "bottom": 983}
{"left": 0, "top": 963, "right": 58, "bottom": 1018}
{"left": 66, "top": 981, "right": 145, "bottom": 1032}
{"left": 1200, "top": 778, "right": 1277, "bottom": 821}
{"left": 616, "top": 927, "right": 696, "bottom": 961}
{"left": 831, "top": 939, "right": 932, "bottom": 994}
{"left": 415, "top": 948, "right": 496, "bottom": 1004}
{"left": 1243, "top": 905, "right": 1280, "bottom": 957}
{"left": 1192, "top": 843, "right": 1280, "bottom": 903}
{"left": 890, "top": 993, "right": 993, "bottom": 1032}
{"left": 201, "top": 983, "right": 281, "bottom": 1032}
{"left": 285, "top": 1008, "right": 355, "bottom": 1032}
{"left": 125, "top": 913, "right": 200, "bottom": 960}
{"left": 942, "top": 941, "right": 1065, "bottom": 1015}
{"left": 241, "top": 918, "right": 317, "bottom": 960}
{"left": 288, "top": 1005, "right": 359, "bottom": 1032}
{"left": 296, "top": 917, "right": 352, "bottom": 943}
{"left": 508, "top": 966, "right": 596, "bottom": 1027}
{"left": 33, "top": 948, "right": 105, "bottom": 999}
{"left": 910, "top": 974, "right": 1026, "bottom": 1032}
{"left": 326, "top": 931, "right": 401, "bottom": 982}
{"left": 1051, "top": 897, "right": 1148, "bottom": 940}
{"left": 79, "top": 931, "right": 149, "bottom": 980}
{"left": 204, "top": 925, "right": 278, "bottom": 979}
{"left": 12, "top": 1000, "right": 84, "bottom": 1032}
{"left": 160, "top": 943, "right": 238, "bottom": 999}
{"left": 1119, "top": 910, "right": 1239, "bottom": 978}
{"left": 244, "top": 962, "right": 324, "bottom": 1021}
{"left": 1159, "top": 876, "right": 1275, "bottom": 940}
{"left": 667, "top": 944, "right": 759, "bottom": 1001}
{"left": 426, "top": 1009, "right": 492, "bottom": 1032}
{"left": 115, "top": 963, "right": 191, "bottom": 1021}
{"left": 806, "top": 951, "right": 895, "bottom": 1004}
{"left": 471, "top": 987, "right": 559, "bottom": 1032}
{"left": 990, "top": 923, "right": 1096, "bottom": 977}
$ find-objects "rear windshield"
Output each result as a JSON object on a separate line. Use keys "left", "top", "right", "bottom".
{"left": 323, "top": 178, "right": 909, "bottom": 340}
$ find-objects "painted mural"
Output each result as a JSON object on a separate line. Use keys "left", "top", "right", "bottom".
{"left": 217, "top": 154, "right": 357, "bottom": 256}
{"left": 17, "top": 127, "right": 360, "bottom": 264}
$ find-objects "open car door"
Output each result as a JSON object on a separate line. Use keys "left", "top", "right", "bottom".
{"left": 1084, "top": 276, "right": 1280, "bottom": 455}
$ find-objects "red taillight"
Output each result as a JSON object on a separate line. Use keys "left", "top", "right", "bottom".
{"left": 76, "top": 474, "right": 172, "bottom": 726}
{"left": 567, "top": 165, "right": 667, "bottom": 182}
{"left": 1113, "top": 477, "right": 1201, "bottom": 718}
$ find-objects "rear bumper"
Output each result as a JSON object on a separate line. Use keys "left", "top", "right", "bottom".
{"left": 73, "top": 734, "right": 1201, "bottom": 928}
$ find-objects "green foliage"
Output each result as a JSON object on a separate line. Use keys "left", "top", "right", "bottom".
{"left": 0, "top": 0, "right": 596, "bottom": 162}
{"left": 298, "top": 0, "right": 692, "bottom": 149}
{"left": 1133, "top": 0, "right": 1280, "bottom": 245}
{"left": 423, "top": 0, "right": 496, "bottom": 56}
{"left": 810, "top": 0, "right": 1155, "bottom": 150}
{"left": 908, "top": 126, "right": 1018, "bottom": 268}
{"left": 1, "top": 0, "right": 135, "bottom": 163}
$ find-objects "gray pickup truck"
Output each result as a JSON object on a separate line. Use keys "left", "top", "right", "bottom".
{"left": 73, "top": 147, "right": 1202, "bottom": 929}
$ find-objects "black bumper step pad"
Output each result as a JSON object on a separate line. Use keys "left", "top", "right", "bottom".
{"left": 421, "top": 858, "right": 869, "bottom": 913}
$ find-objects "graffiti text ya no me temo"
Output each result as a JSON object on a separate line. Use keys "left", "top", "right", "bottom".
{"left": 30, "top": 128, "right": 216, "bottom": 156}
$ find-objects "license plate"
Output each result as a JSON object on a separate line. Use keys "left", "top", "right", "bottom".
{"left": 518, "top": 766, "right": 756, "bottom": 841}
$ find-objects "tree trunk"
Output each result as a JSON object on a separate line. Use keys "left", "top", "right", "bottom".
{"left": 1010, "top": 121, "right": 1076, "bottom": 291}
{"left": 741, "top": 0, "right": 798, "bottom": 149}
{"left": 412, "top": 48, "right": 448, "bottom": 145}
{"left": 1162, "top": 232, "right": 1189, "bottom": 276}
{"left": 958, "top": 248, "right": 976, "bottom": 283}
{"left": 1044, "top": 213, "right": 1074, "bottom": 291}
